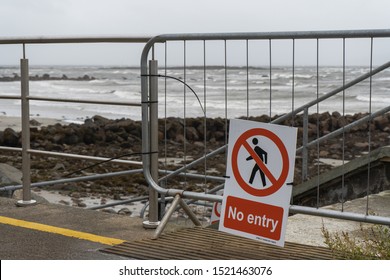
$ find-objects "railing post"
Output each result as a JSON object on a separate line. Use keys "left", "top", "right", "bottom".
{"left": 16, "top": 54, "right": 36, "bottom": 206}
{"left": 143, "top": 60, "right": 160, "bottom": 228}
{"left": 302, "top": 107, "right": 309, "bottom": 182}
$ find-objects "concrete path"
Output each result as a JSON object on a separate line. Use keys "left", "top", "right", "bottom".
{"left": 1, "top": 190, "right": 389, "bottom": 259}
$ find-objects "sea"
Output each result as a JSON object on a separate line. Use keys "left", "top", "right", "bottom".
{"left": 0, "top": 65, "right": 389, "bottom": 123}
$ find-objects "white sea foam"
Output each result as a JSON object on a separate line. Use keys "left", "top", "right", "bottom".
{"left": 0, "top": 66, "right": 388, "bottom": 122}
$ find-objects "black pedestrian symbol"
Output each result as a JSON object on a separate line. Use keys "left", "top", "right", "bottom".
{"left": 246, "top": 138, "right": 268, "bottom": 187}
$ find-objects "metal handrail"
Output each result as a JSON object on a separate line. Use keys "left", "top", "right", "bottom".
{"left": 0, "top": 95, "right": 141, "bottom": 106}
{"left": 0, "top": 35, "right": 151, "bottom": 44}
{"left": 0, "top": 36, "right": 152, "bottom": 206}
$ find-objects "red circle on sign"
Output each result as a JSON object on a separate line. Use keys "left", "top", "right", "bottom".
{"left": 213, "top": 202, "right": 221, "bottom": 218}
{"left": 231, "top": 128, "right": 289, "bottom": 197}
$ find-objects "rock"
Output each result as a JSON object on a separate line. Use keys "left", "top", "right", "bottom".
{"left": 0, "top": 163, "right": 22, "bottom": 197}
{"left": 213, "top": 131, "right": 225, "bottom": 141}
{"left": 215, "top": 163, "right": 226, "bottom": 173}
{"left": 319, "top": 150, "right": 330, "bottom": 157}
{"left": 77, "top": 202, "right": 87, "bottom": 208}
{"left": 175, "top": 134, "right": 186, "bottom": 143}
{"left": 373, "top": 115, "right": 389, "bottom": 131}
{"left": 29, "top": 119, "right": 41, "bottom": 126}
{"left": 102, "top": 209, "right": 116, "bottom": 214}
{"left": 193, "top": 141, "right": 205, "bottom": 148}
{"left": 307, "top": 123, "right": 318, "bottom": 137}
{"left": 91, "top": 115, "right": 109, "bottom": 124}
{"left": 58, "top": 200, "right": 70, "bottom": 206}
{"left": 3, "top": 128, "right": 19, "bottom": 147}
{"left": 354, "top": 142, "right": 369, "bottom": 149}
{"left": 0, "top": 163, "right": 22, "bottom": 186}
{"left": 70, "top": 192, "right": 81, "bottom": 198}
{"left": 117, "top": 207, "right": 132, "bottom": 215}
{"left": 52, "top": 133, "right": 65, "bottom": 144}
{"left": 329, "top": 143, "right": 342, "bottom": 151}
{"left": 186, "top": 126, "right": 199, "bottom": 141}
{"left": 320, "top": 120, "right": 330, "bottom": 133}
{"left": 52, "top": 163, "right": 66, "bottom": 171}
{"left": 337, "top": 116, "right": 348, "bottom": 128}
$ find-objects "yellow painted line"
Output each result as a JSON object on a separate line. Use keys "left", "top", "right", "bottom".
{"left": 0, "top": 216, "right": 125, "bottom": 246}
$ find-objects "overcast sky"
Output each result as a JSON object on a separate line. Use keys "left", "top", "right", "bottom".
{"left": 1, "top": 0, "right": 390, "bottom": 65}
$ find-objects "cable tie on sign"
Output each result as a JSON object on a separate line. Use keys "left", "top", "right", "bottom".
{"left": 286, "top": 182, "right": 294, "bottom": 186}
{"left": 222, "top": 175, "right": 230, "bottom": 179}
{"left": 141, "top": 74, "right": 162, "bottom": 77}
{"left": 141, "top": 100, "right": 158, "bottom": 104}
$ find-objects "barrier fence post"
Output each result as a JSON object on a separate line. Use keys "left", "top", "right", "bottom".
{"left": 143, "top": 60, "right": 160, "bottom": 228}
{"left": 16, "top": 54, "right": 36, "bottom": 206}
{"left": 302, "top": 107, "right": 309, "bottom": 182}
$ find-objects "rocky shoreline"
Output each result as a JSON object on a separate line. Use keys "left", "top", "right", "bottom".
{"left": 0, "top": 73, "right": 96, "bottom": 82}
{"left": 0, "top": 112, "right": 389, "bottom": 208}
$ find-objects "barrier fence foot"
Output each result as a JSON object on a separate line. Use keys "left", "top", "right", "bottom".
{"left": 152, "top": 194, "right": 203, "bottom": 240}
{"left": 142, "top": 220, "right": 160, "bottom": 229}
{"left": 16, "top": 199, "right": 37, "bottom": 207}
{"left": 152, "top": 194, "right": 181, "bottom": 239}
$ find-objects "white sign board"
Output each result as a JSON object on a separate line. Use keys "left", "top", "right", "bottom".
{"left": 219, "top": 119, "right": 297, "bottom": 247}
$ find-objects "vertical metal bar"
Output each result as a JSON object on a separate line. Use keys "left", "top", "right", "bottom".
{"left": 366, "top": 37, "right": 374, "bottom": 215}
{"left": 224, "top": 40, "right": 228, "bottom": 145}
{"left": 16, "top": 57, "right": 36, "bottom": 206}
{"left": 316, "top": 38, "right": 320, "bottom": 209}
{"left": 302, "top": 107, "right": 309, "bottom": 182}
{"left": 161, "top": 42, "right": 168, "bottom": 218}
{"left": 246, "top": 39, "right": 249, "bottom": 119}
{"left": 341, "top": 38, "right": 346, "bottom": 211}
{"left": 183, "top": 41, "right": 187, "bottom": 186}
{"left": 203, "top": 40, "right": 207, "bottom": 189}
{"left": 269, "top": 39, "right": 272, "bottom": 121}
{"left": 143, "top": 59, "right": 160, "bottom": 228}
{"left": 164, "top": 42, "right": 168, "bottom": 178}
{"left": 291, "top": 39, "right": 295, "bottom": 126}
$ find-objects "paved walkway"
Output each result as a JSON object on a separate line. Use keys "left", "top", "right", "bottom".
{"left": 0, "top": 197, "right": 185, "bottom": 259}
{"left": 1, "top": 190, "right": 389, "bottom": 259}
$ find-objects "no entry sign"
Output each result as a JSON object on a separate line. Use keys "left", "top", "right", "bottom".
{"left": 219, "top": 119, "right": 297, "bottom": 247}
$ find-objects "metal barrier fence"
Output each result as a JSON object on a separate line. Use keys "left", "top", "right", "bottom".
{"left": 140, "top": 30, "right": 390, "bottom": 236}
{"left": 0, "top": 36, "right": 150, "bottom": 206}
{"left": 0, "top": 32, "right": 389, "bottom": 240}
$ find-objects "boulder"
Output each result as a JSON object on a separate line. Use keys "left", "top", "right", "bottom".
{"left": 3, "top": 128, "right": 19, "bottom": 147}
{"left": 0, "top": 163, "right": 22, "bottom": 197}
